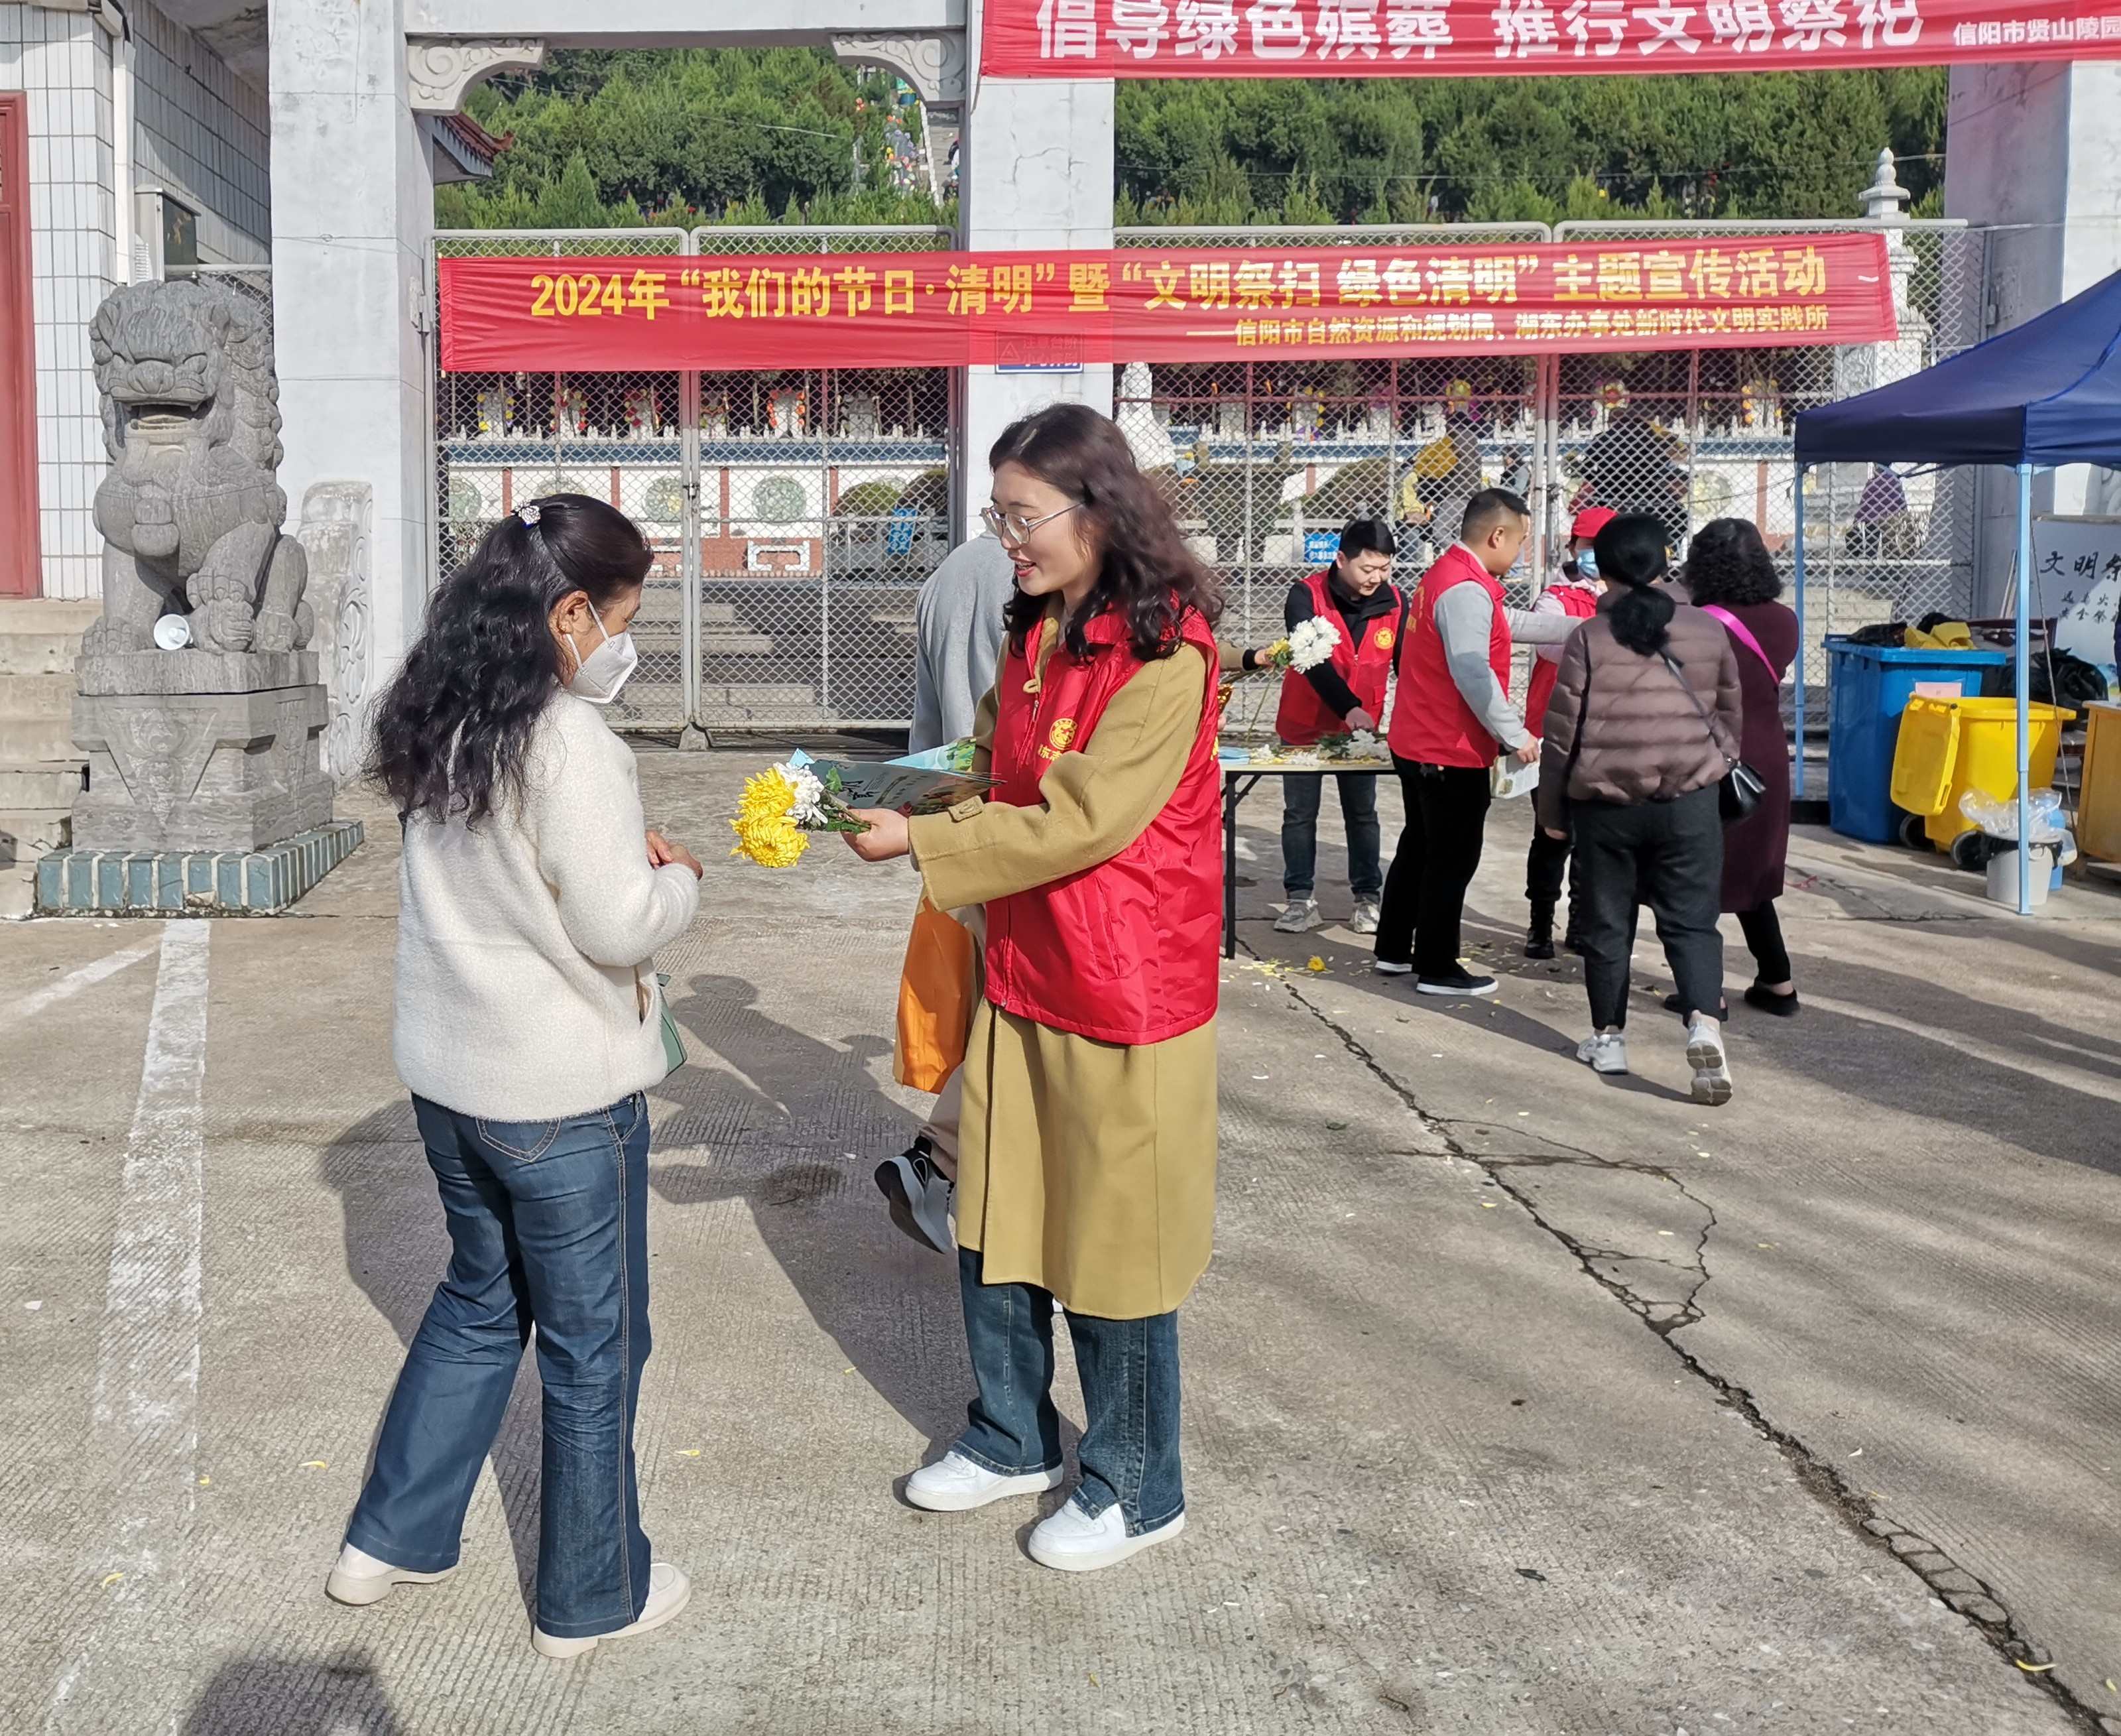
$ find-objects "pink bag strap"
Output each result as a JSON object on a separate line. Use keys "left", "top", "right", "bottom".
{"left": 1702, "top": 605, "right": 1776, "bottom": 675}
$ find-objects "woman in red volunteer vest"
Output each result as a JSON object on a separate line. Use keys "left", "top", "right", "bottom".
{"left": 1271, "top": 518, "right": 1408, "bottom": 938}
{"left": 845, "top": 403, "right": 1223, "bottom": 1574}
{"left": 1520, "top": 506, "right": 1612, "bottom": 960}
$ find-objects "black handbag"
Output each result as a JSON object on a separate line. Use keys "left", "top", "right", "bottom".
{"left": 1658, "top": 652, "right": 1764, "bottom": 824}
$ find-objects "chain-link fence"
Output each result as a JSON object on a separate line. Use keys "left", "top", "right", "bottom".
{"left": 1114, "top": 218, "right": 1985, "bottom": 733}
{"left": 1551, "top": 219, "right": 1987, "bottom": 695}
{"left": 432, "top": 225, "right": 953, "bottom": 735}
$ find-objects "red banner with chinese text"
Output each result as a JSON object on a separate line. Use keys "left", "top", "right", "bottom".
{"left": 984, "top": 0, "right": 2121, "bottom": 78}
{"left": 437, "top": 237, "right": 1896, "bottom": 374}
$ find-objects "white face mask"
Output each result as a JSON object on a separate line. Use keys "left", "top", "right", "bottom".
{"left": 562, "top": 607, "right": 639, "bottom": 706}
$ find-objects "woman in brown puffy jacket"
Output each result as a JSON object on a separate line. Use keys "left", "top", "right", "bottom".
{"left": 1536, "top": 514, "right": 1744, "bottom": 1106}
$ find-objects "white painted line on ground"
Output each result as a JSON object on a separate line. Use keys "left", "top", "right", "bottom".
{"left": 44, "top": 920, "right": 211, "bottom": 1736}
{"left": 1, "top": 936, "right": 160, "bottom": 1030}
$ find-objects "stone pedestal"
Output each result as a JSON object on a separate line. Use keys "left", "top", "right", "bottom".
{"left": 68, "top": 650, "right": 335, "bottom": 853}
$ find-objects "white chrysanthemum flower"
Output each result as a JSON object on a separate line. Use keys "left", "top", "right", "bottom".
{"left": 1286, "top": 617, "right": 1341, "bottom": 672}
{"left": 776, "top": 761, "right": 827, "bottom": 828}
{"left": 1345, "top": 729, "right": 1381, "bottom": 757}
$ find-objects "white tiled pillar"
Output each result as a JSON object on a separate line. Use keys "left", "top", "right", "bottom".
{"left": 271, "top": 0, "right": 433, "bottom": 682}
{"left": 1, "top": 5, "right": 117, "bottom": 600}
{"left": 957, "top": 0, "right": 1114, "bottom": 538}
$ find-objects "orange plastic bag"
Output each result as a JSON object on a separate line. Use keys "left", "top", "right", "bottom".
{"left": 894, "top": 897, "right": 975, "bottom": 1093}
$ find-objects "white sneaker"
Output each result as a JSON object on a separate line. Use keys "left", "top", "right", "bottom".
{"left": 1028, "top": 1500, "right": 1186, "bottom": 1573}
{"left": 1372, "top": 958, "right": 1414, "bottom": 976}
{"left": 1349, "top": 897, "right": 1381, "bottom": 936}
{"left": 325, "top": 1542, "right": 455, "bottom": 1607}
{"left": 904, "top": 1449, "right": 1064, "bottom": 1513}
{"left": 532, "top": 1561, "right": 691, "bottom": 1659}
{"left": 1272, "top": 899, "right": 1323, "bottom": 934}
{"left": 1686, "top": 1017, "right": 1734, "bottom": 1107}
{"left": 1576, "top": 1032, "right": 1629, "bottom": 1075}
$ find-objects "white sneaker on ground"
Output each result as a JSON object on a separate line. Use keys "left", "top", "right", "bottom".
{"left": 1686, "top": 1017, "right": 1734, "bottom": 1107}
{"left": 1576, "top": 1032, "right": 1629, "bottom": 1076}
{"left": 1272, "top": 899, "right": 1323, "bottom": 934}
{"left": 1349, "top": 897, "right": 1381, "bottom": 936}
{"left": 1372, "top": 958, "right": 1414, "bottom": 976}
{"left": 1027, "top": 1501, "right": 1187, "bottom": 1573}
{"left": 325, "top": 1543, "right": 455, "bottom": 1607}
{"left": 532, "top": 1562, "right": 691, "bottom": 1659}
{"left": 904, "top": 1450, "right": 1064, "bottom": 1513}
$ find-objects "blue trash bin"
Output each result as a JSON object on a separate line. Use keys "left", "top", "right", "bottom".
{"left": 1825, "top": 639, "right": 2008, "bottom": 843}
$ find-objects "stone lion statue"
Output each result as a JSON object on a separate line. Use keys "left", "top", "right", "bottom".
{"left": 85, "top": 279, "right": 312, "bottom": 656}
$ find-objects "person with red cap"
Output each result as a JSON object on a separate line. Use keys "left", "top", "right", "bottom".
{"left": 1520, "top": 506, "right": 1613, "bottom": 960}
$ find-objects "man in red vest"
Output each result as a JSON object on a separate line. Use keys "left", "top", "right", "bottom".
{"left": 1272, "top": 519, "right": 1409, "bottom": 938}
{"left": 1520, "top": 506, "right": 1612, "bottom": 959}
{"left": 1374, "top": 488, "right": 1538, "bottom": 997}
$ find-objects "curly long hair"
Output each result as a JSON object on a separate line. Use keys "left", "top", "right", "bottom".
{"left": 992, "top": 403, "right": 1223, "bottom": 662}
{"left": 368, "top": 494, "right": 652, "bottom": 826}
{"left": 1682, "top": 517, "right": 1784, "bottom": 607}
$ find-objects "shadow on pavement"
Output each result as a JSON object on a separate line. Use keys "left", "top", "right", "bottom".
{"left": 180, "top": 1646, "right": 407, "bottom": 1736}
{"left": 650, "top": 971, "right": 967, "bottom": 1450}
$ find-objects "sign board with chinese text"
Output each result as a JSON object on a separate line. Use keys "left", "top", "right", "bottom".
{"left": 438, "top": 237, "right": 1896, "bottom": 374}
{"left": 2029, "top": 516, "right": 2121, "bottom": 678}
{"left": 987, "top": 0, "right": 2121, "bottom": 79}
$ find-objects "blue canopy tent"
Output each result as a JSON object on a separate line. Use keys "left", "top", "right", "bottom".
{"left": 1792, "top": 268, "right": 2121, "bottom": 913}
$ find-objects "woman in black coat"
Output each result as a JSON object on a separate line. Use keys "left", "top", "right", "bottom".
{"left": 1679, "top": 519, "right": 1802, "bottom": 1016}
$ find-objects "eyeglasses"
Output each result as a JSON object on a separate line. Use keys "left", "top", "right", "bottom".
{"left": 980, "top": 501, "right": 1082, "bottom": 545}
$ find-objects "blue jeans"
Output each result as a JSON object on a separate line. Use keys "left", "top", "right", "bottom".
{"left": 345, "top": 1093, "right": 653, "bottom": 1640}
{"left": 1280, "top": 772, "right": 1382, "bottom": 900}
{"left": 952, "top": 1249, "right": 1184, "bottom": 1532}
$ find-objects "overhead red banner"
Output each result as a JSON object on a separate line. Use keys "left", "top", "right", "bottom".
{"left": 438, "top": 237, "right": 1895, "bottom": 373}
{"left": 985, "top": 0, "right": 2121, "bottom": 76}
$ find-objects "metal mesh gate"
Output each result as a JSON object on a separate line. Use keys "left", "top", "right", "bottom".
{"left": 431, "top": 226, "right": 953, "bottom": 735}
{"left": 432, "top": 219, "right": 1984, "bottom": 734}
{"left": 1549, "top": 219, "right": 1988, "bottom": 692}
{"left": 1113, "top": 219, "right": 1987, "bottom": 704}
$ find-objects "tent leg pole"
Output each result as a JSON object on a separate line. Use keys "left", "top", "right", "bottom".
{"left": 2016, "top": 462, "right": 2033, "bottom": 917}
{"left": 1793, "top": 465, "right": 1808, "bottom": 801}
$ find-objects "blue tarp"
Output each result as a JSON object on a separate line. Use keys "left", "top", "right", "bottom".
{"left": 1794, "top": 269, "right": 2121, "bottom": 469}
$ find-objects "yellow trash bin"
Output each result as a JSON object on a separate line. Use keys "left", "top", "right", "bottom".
{"left": 1888, "top": 696, "right": 2073, "bottom": 853}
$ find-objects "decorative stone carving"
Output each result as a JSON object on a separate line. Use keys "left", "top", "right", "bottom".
{"left": 406, "top": 37, "right": 548, "bottom": 115}
{"left": 295, "top": 481, "right": 374, "bottom": 784}
{"left": 69, "top": 279, "right": 335, "bottom": 856}
{"left": 831, "top": 32, "right": 967, "bottom": 117}
{"left": 85, "top": 280, "right": 312, "bottom": 658}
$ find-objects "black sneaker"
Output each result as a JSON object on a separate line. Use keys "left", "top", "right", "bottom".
{"left": 1415, "top": 967, "right": 1498, "bottom": 999}
{"left": 873, "top": 1139, "right": 954, "bottom": 1254}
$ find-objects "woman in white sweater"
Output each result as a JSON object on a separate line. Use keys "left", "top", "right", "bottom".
{"left": 326, "top": 494, "right": 703, "bottom": 1659}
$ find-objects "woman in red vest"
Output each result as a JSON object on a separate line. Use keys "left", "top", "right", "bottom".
{"left": 1520, "top": 507, "right": 1612, "bottom": 959}
{"left": 1272, "top": 518, "right": 1408, "bottom": 937}
{"left": 844, "top": 403, "right": 1223, "bottom": 1574}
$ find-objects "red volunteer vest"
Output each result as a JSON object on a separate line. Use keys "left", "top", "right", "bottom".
{"left": 1523, "top": 581, "right": 1601, "bottom": 739}
{"left": 1273, "top": 570, "right": 1406, "bottom": 747}
{"left": 983, "top": 602, "right": 1223, "bottom": 1046}
{"left": 1387, "top": 544, "right": 1513, "bottom": 769}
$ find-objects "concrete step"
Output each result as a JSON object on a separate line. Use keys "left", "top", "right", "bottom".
{"left": 0, "top": 717, "right": 82, "bottom": 762}
{"left": 0, "top": 599, "right": 101, "bottom": 631}
{"left": 699, "top": 633, "right": 776, "bottom": 657}
{"left": 0, "top": 807, "right": 69, "bottom": 867}
{"left": 0, "top": 762, "right": 86, "bottom": 806}
{"left": 0, "top": 673, "right": 77, "bottom": 719}
{"left": 0, "top": 633, "right": 91, "bottom": 676}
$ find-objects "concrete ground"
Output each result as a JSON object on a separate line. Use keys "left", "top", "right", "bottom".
{"left": 3, "top": 753, "right": 2116, "bottom": 1735}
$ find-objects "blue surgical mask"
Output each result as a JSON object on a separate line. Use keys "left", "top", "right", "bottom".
{"left": 1574, "top": 544, "right": 1600, "bottom": 582}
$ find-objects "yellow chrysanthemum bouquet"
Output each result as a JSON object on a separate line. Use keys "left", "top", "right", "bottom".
{"left": 729, "top": 759, "right": 868, "bottom": 869}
